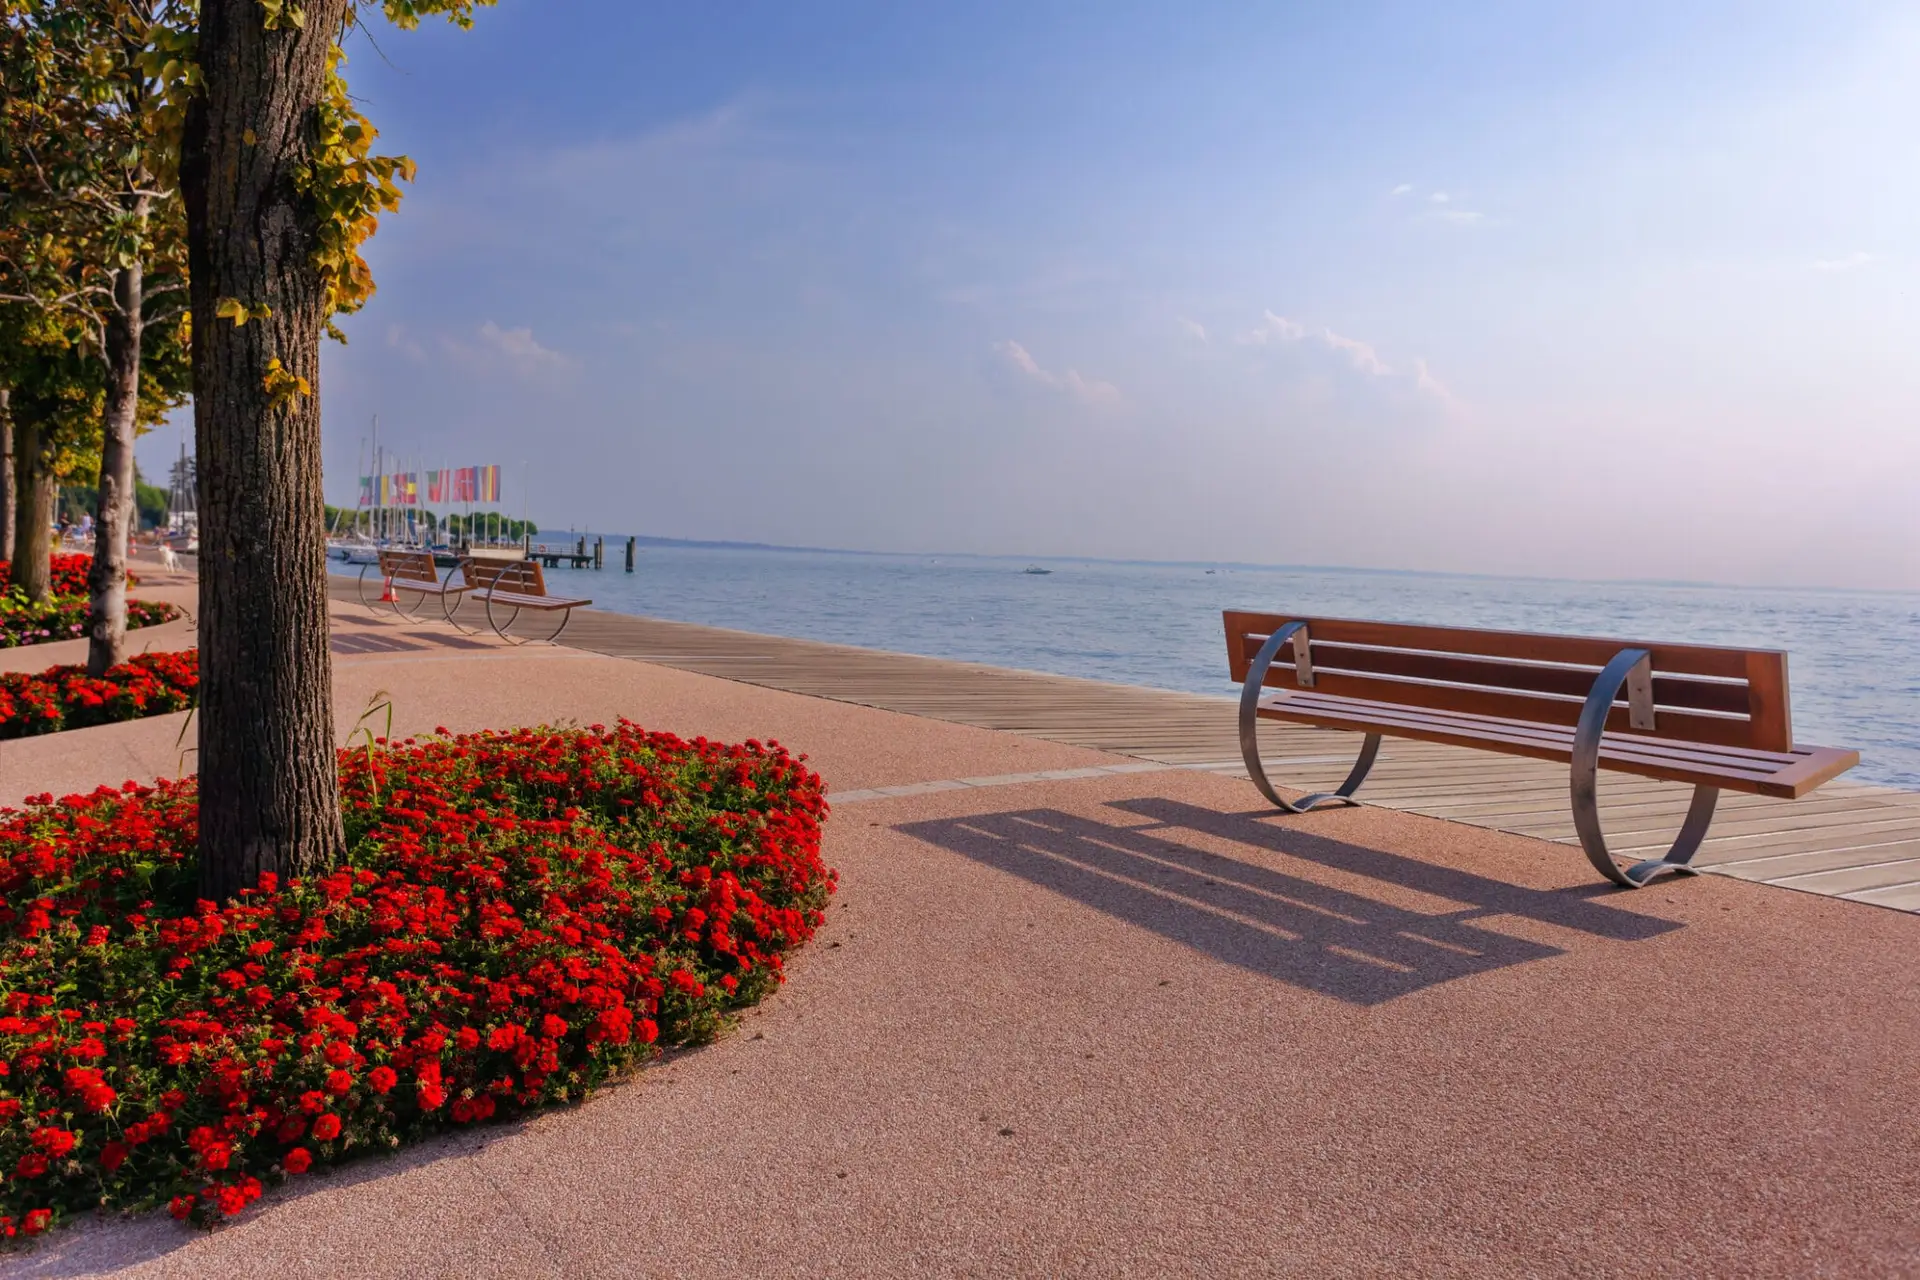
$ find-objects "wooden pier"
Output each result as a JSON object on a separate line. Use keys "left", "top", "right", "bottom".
{"left": 334, "top": 581, "right": 1920, "bottom": 913}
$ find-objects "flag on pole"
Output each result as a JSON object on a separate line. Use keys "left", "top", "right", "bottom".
{"left": 479, "top": 465, "right": 501, "bottom": 503}
{"left": 427, "top": 470, "right": 447, "bottom": 503}
{"left": 452, "top": 467, "right": 477, "bottom": 503}
{"left": 358, "top": 476, "right": 374, "bottom": 508}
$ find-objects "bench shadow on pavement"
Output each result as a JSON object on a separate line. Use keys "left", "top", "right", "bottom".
{"left": 896, "top": 796, "right": 1682, "bottom": 1007}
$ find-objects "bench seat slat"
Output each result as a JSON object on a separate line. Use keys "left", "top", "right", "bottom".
{"left": 1257, "top": 692, "right": 1857, "bottom": 800}
{"left": 1267, "top": 690, "right": 1807, "bottom": 768}
{"left": 486, "top": 590, "right": 591, "bottom": 610}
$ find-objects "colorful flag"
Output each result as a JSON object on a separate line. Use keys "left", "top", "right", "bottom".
{"left": 478, "top": 465, "right": 501, "bottom": 503}
{"left": 427, "top": 470, "right": 447, "bottom": 503}
{"left": 358, "top": 476, "right": 374, "bottom": 508}
{"left": 378, "top": 475, "right": 391, "bottom": 506}
{"left": 393, "top": 472, "right": 418, "bottom": 506}
{"left": 452, "top": 466, "right": 477, "bottom": 503}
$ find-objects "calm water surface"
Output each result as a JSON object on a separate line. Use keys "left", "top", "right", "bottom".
{"left": 353, "top": 545, "right": 1920, "bottom": 790}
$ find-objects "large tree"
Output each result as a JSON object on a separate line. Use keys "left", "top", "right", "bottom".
{"left": 182, "top": 0, "right": 488, "bottom": 898}
{"left": 0, "top": 304, "right": 106, "bottom": 600}
{"left": 0, "top": 0, "right": 191, "bottom": 662}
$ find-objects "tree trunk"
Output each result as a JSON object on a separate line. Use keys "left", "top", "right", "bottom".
{"left": 9, "top": 416, "right": 55, "bottom": 602}
{"left": 182, "top": 0, "right": 350, "bottom": 899}
{"left": 87, "top": 257, "right": 144, "bottom": 675}
{"left": 1, "top": 389, "right": 13, "bottom": 562}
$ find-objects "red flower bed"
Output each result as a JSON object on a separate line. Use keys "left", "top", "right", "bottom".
{"left": 0, "top": 556, "right": 133, "bottom": 597}
{"left": 0, "top": 723, "right": 832, "bottom": 1239}
{"left": 0, "top": 651, "right": 199, "bottom": 739}
{"left": 1, "top": 597, "right": 180, "bottom": 651}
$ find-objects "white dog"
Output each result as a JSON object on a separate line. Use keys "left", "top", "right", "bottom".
{"left": 158, "top": 543, "right": 180, "bottom": 572}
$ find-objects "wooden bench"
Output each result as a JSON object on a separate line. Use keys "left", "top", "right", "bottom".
{"left": 466, "top": 558, "right": 591, "bottom": 644}
{"left": 361, "top": 548, "right": 474, "bottom": 628}
{"left": 1224, "top": 611, "right": 1860, "bottom": 889}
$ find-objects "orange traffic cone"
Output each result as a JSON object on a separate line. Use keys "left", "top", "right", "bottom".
{"left": 379, "top": 575, "right": 396, "bottom": 603}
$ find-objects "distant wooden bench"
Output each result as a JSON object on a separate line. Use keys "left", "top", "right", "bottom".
{"left": 1224, "top": 611, "right": 1859, "bottom": 889}
{"left": 465, "top": 558, "right": 591, "bottom": 644}
{"left": 361, "top": 548, "right": 474, "bottom": 628}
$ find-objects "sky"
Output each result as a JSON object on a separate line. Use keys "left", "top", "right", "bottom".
{"left": 145, "top": 0, "right": 1920, "bottom": 589}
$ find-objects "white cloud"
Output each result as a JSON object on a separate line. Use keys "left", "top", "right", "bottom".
{"left": 385, "top": 324, "right": 426, "bottom": 363}
{"left": 1321, "top": 328, "right": 1393, "bottom": 377}
{"left": 993, "top": 340, "right": 1123, "bottom": 407}
{"left": 1432, "top": 208, "right": 1486, "bottom": 226}
{"left": 439, "top": 321, "right": 579, "bottom": 376}
{"left": 1428, "top": 191, "right": 1450, "bottom": 204}
{"left": 1177, "top": 316, "right": 1209, "bottom": 341}
{"left": 1237, "top": 310, "right": 1306, "bottom": 345}
{"left": 1413, "top": 357, "right": 1465, "bottom": 413}
{"left": 1390, "top": 183, "right": 1413, "bottom": 197}
{"left": 478, "top": 322, "right": 572, "bottom": 369}
{"left": 1811, "top": 251, "right": 1875, "bottom": 272}
{"left": 1238, "top": 310, "right": 1465, "bottom": 414}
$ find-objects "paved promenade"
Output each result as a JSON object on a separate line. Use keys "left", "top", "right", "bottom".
{"left": 2, "top": 571, "right": 1916, "bottom": 1277}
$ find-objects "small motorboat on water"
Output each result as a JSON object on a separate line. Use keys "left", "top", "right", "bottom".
{"left": 1023, "top": 565, "right": 1052, "bottom": 575}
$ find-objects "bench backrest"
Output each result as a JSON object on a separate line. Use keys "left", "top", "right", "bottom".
{"left": 470, "top": 557, "right": 548, "bottom": 597}
{"left": 1223, "top": 610, "right": 1792, "bottom": 752}
{"left": 377, "top": 548, "right": 440, "bottom": 585}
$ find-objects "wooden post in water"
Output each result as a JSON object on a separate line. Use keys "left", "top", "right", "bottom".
{"left": 594, "top": 537, "right": 604, "bottom": 569}
{"left": 625, "top": 536, "right": 635, "bottom": 573}
{"left": 575, "top": 535, "right": 585, "bottom": 562}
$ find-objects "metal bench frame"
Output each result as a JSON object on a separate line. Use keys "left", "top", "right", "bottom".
{"left": 468, "top": 559, "right": 590, "bottom": 645}
{"left": 360, "top": 549, "right": 475, "bottom": 631}
{"left": 1232, "top": 616, "right": 1856, "bottom": 890}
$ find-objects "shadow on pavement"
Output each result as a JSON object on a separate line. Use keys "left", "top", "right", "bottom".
{"left": 898, "top": 796, "right": 1681, "bottom": 1006}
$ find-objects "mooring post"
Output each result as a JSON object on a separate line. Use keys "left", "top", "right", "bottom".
{"left": 625, "top": 536, "right": 635, "bottom": 573}
{"left": 576, "top": 535, "right": 586, "bottom": 562}
{"left": 594, "top": 537, "right": 604, "bottom": 569}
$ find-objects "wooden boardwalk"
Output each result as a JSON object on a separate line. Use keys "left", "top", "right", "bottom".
{"left": 338, "top": 581, "right": 1920, "bottom": 913}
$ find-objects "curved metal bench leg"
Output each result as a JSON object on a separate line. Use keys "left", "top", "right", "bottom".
{"left": 1571, "top": 648, "right": 1720, "bottom": 888}
{"left": 357, "top": 564, "right": 385, "bottom": 614}
{"left": 1238, "top": 622, "right": 1379, "bottom": 813}
{"left": 484, "top": 593, "right": 526, "bottom": 645}
{"left": 541, "top": 607, "right": 574, "bottom": 646}
{"left": 440, "top": 590, "right": 478, "bottom": 635}
{"left": 389, "top": 584, "right": 424, "bottom": 623}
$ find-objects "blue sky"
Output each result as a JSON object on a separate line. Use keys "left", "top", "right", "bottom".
{"left": 149, "top": 0, "right": 1920, "bottom": 588}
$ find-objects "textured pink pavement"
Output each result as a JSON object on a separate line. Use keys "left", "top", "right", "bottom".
{"left": 4, "top": 597, "right": 1918, "bottom": 1278}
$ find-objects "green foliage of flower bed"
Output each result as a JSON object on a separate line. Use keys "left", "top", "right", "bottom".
{"left": 0, "top": 651, "right": 198, "bottom": 739}
{"left": 0, "top": 723, "right": 833, "bottom": 1239}
{"left": 0, "top": 592, "right": 180, "bottom": 650}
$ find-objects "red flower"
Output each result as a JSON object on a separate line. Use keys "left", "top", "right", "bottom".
{"left": 416, "top": 1082, "right": 446, "bottom": 1111}
{"left": 325, "top": 1069, "right": 353, "bottom": 1096}
{"left": 368, "top": 1066, "right": 398, "bottom": 1094}
{"left": 282, "top": 1148, "right": 312, "bottom": 1175}
{"left": 309, "top": 1114, "right": 341, "bottom": 1142}
{"left": 30, "top": 1128, "right": 76, "bottom": 1158}
{"left": 100, "top": 1141, "right": 129, "bottom": 1173}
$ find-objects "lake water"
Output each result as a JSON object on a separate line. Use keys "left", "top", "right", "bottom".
{"left": 342, "top": 544, "right": 1920, "bottom": 790}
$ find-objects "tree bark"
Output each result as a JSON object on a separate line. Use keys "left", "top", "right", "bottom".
{"left": 9, "top": 416, "right": 55, "bottom": 602}
{"left": 87, "top": 255, "right": 144, "bottom": 675}
{"left": 1, "top": 389, "right": 13, "bottom": 562}
{"left": 182, "top": 0, "right": 350, "bottom": 899}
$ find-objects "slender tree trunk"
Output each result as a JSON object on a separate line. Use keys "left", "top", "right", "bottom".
{"left": 87, "top": 256, "right": 144, "bottom": 675}
{"left": 1, "top": 389, "right": 13, "bottom": 562}
{"left": 182, "top": 0, "right": 350, "bottom": 898}
{"left": 9, "top": 417, "right": 55, "bottom": 602}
